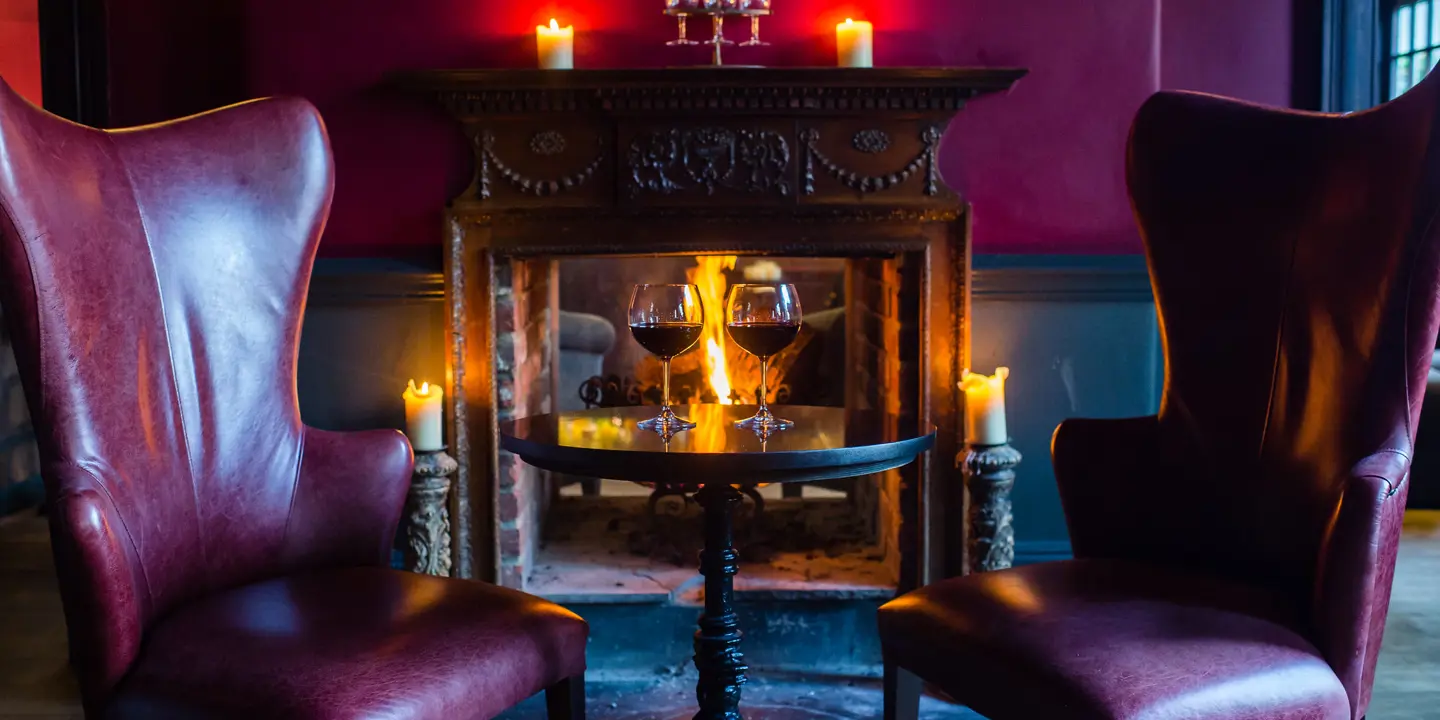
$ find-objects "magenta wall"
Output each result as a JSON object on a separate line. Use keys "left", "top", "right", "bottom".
{"left": 106, "top": 0, "right": 1291, "bottom": 256}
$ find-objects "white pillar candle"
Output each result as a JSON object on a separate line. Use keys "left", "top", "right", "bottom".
{"left": 836, "top": 19, "right": 874, "bottom": 68}
{"left": 959, "top": 367, "right": 1009, "bottom": 446}
{"left": 403, "top": 379, "right": 445, "bottom": 452}
{"left": 536, "top": 19, "right": 575, "bottom": 70}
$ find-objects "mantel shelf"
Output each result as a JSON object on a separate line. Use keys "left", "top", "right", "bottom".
{"left": 401, "top": 66, "right": 1027, "bottom": 116}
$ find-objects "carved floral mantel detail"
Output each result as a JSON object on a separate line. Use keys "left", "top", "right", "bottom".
{"left": 803, "top": 125, "right": 943, "bottom": 196}
{"left": 477, "top": 130, "right": 604, "bottom": 199}
{"left": 529, "top": 130, "right": 567, "bottom": 156}
{"left": 628, "top": 127, "right": 791, "bottom": 197}
{"left": 852, "top": 129, "right": 891, "bottom": 154}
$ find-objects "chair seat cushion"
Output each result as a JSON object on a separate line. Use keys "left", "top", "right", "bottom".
{"left": 879, "top": 559, "right": 1350, "bottom": 720}
{"left": 107, "top": 567, "right": 587, "bottom": 720}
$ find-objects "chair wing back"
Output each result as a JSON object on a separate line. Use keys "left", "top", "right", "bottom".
{"left": 1126, "top": 70, "right": 1440, "bottom": 715}
{"left": 0, "top": 80, "right": 333, "bottom": 703}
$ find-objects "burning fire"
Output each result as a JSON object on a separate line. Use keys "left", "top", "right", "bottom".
{"left": 687, "top": 255, "right": 738, "bottom": 405}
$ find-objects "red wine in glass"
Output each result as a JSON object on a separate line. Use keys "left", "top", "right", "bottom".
{"left": 726, "top": 321, "right": 800, "bottom": 358}
{"left": 725, "top": 283, "right": 802, "bottom": 433}
{"left": 628, "top": 284, "right": 704, "bottom": 435}
{"left": 630, "top": 322, "right": 704, "bottom": 359}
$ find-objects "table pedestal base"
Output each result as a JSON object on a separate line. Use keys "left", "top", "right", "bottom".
{"left": 693, "top": 483, "right": 749, "bottom": 720}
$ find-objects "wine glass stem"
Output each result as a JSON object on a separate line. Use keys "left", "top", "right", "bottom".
{"left": 758, "top": 355, "right": 768, "bottom": 414}
{"left": 663, "top": 357, "right": 673, "bottom": 415}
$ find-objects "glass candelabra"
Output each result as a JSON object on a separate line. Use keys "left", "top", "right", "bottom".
{"left": 664, "top": 1, "right": 772, "bottom": 65}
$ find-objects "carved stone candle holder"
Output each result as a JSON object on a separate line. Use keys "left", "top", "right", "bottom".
{"left": 961, "top": 441, "right": 1021, "bottom": 574}
{"left": 404, "top": 448, "right": 458, "bottom": 577}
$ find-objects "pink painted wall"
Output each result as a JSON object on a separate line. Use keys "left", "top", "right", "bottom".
{"left": 105, "top": 0, "right": 1292, "bottom": 256}
{"left": 0, "top": 0, "right": 41, "bottom": 105}
{"left": 1163, "top": 0, "right": 1293, "bottom": 104}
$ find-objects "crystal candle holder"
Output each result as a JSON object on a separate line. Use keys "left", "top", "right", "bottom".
{"left": 665, "top": 0, "right": 772, "bottom": 64}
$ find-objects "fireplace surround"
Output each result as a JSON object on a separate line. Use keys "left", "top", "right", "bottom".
{"left": 405, "top": 67, "right": 1026, "bottom": 590}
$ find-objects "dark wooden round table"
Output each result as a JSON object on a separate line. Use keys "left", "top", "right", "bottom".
{"left": 501, "top": 405, "right": 936, "bottom": 720}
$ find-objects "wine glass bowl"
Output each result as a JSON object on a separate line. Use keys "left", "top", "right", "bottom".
{"left": 725, "top": 283, "right": 802, "bottom": 433}
{"left": 629, "top": 284, "right": 705, "bottom": 435}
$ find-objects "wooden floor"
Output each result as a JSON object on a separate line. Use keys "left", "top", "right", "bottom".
{"left": 1, "top": 510, "right": 1437, "bottom": 719}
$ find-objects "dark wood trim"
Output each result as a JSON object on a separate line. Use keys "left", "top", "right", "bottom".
{"left": 37, "top": 0, "right": 107, "bottom": 126}
{"left": 1013, "top": 540, "right": 1073, "bottom": 566}
{"left": 307, "top": 273, "right": 444, "bottom": 305}
{"left": 971, "top": 255, "right": 1152, "bottom": 302}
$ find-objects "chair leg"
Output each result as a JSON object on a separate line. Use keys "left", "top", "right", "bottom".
{"left": 884, "top": 662, "right": 921, "bottom": 720}
{"left": 546, "top": 674, "right": 585, "bottom": 720}
{"left": 581, "top": 479, "right": 601, "bottom": 497}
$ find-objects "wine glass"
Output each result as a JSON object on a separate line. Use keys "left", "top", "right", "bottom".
{"left": 629, "top": 284, "right": 705, "bottom": 435}
{"left": 725, "top": 283, "right": 802, "bottom": 433}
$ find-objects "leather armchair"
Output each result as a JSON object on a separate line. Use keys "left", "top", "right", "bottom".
{"left": 879, "top": 66, "right": 1440, "bottom": 720}
{"left": 0, "top": 80, "right": 587, "bottom": 720}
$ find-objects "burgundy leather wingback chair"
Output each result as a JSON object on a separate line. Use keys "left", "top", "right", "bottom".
{"left": 0, "top": 80, "right": 587, "bottom": 719}
{"left": 879, "top": 65, "right": 1440, "bottom": 720}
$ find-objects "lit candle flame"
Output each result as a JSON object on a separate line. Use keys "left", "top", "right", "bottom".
{"left": 549, "top": 18, "right": 559, "bottom": 30}
{"left": 407, "top": 379, "right": 433, "bottom": 397}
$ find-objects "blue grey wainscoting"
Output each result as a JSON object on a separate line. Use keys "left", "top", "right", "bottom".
{"left": 971, "top": 255, "right": 1162, "bottom": 565}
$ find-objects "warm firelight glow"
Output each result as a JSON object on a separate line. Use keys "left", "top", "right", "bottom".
{"left": 688, "top": 404, "right": 729, "bottom": 453}
{"left": 687, "top": 255, "right": 738, "bottom": 404}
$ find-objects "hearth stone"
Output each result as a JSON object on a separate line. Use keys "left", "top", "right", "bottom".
{"left": 531, "top": 493, "right": 892, "bottom": 605}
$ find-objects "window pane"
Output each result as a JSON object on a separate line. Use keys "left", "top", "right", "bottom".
{"left": 1419, "top": 2, "right": 1432, "bottom": 50}
{"left": 1398, "top": 56, "right": 1414, "bottom": 97}
{"left": 1400, "top": 5, "right": 1415, "bottom": 56}
{"left": 1418, "top": 51, "right": 1432, "bottom": 87}
{"left": 1433, "top": 1, "right": 1440, "bottom": 48}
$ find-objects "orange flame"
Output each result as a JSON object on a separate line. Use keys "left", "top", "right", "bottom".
{"left": 687, "top": 255, "right": 737, "bottom": 405}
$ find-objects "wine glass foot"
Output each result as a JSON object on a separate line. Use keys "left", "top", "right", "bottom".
{"left": 639, "top": 407, "right": 697, "bottom": 436}
{"left": 734, "top": 412, "right": 793, "bottom": 435}
{"left": 666, "top": 39, "right": 701, "bottom": 46}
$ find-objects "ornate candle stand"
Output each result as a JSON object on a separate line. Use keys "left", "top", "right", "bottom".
{"left": 404, "top": 449, "right": 458, "bottom": 577}
{"left": 665, "top": 1, "right": 772, "bottom": 66}
{"left": 961, "top": 442, "right": 1021, "bottom": 573}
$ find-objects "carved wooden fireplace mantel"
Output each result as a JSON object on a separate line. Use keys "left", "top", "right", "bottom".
{"left": 405, "top": 67, "right": 1026, "bottom": 585}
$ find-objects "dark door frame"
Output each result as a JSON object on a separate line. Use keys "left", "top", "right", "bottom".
{"left": 38, "top": 0, "right": 107, "bottom": 126}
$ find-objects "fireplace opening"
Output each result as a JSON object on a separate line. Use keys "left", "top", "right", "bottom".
{"left": 495, "top": 253, "right": 914, "bottom": 602}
